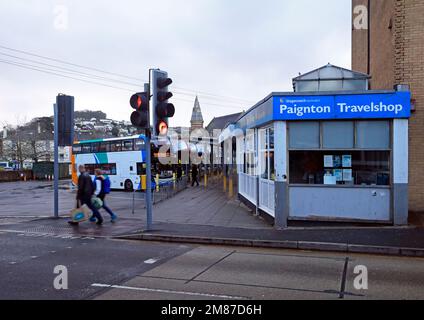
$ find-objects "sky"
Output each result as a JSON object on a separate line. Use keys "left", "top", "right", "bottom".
{"left": 0, "top": 0, "right": 352, "bottom": 128}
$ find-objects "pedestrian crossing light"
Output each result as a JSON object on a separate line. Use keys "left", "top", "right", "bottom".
{"left": 130, "top": 92, "right": 150, "bottom": 129}
{"left": 151, "top": 69, "right": 174, "bottom": 137}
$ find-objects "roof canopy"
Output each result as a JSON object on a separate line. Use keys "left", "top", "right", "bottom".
{"left": 293, "top": 63, "right": 370, "bottom": 92}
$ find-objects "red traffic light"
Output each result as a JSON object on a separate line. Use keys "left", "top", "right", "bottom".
{"left": 130, "top": 93, "right": 149, "bottom": 110}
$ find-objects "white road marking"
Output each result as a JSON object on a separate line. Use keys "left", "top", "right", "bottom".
{"left": 144, "top": 259, "right": 159, "bottom": 264}
{"left": 91, "top": 283, "right": 249, "bottom": 300}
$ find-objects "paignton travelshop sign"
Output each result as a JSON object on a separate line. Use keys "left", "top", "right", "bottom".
{"left": 273, "top": 92, "right": 411, "bottom": 120}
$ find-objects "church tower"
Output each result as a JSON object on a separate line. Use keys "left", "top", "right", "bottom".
{"left": 190, "top": 96, "right": 204, "bottom": 130}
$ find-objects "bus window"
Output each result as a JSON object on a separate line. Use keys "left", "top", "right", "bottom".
{"left": 81, "top": 144, "right": 91, "bottom": 154}
{"left": 85, "top": 163, "right": 117, "bottom": 176}
{"left": 92, "top": 143, "right": 101, "bottom": 153}
{"left": 122, "top": 140, "right": 134, "bottom": 151}
{"left": 134, "top": 139, "right": 145, "bottom": 151}
{"left": 102, "top": 164, "right": 117, "bottom": 175}
{"left": 72, "top": 145, "right": 82, "bottom": 154}
{"left": 99, "top": 142, "right": 110, "bottom": 152}
{"left": 137, "top": 162, "right": 146, "bottom": 175}
{"left": 110, "top": 141, "right": 122, "bottom": 152}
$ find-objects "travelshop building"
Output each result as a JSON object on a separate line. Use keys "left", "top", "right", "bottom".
{"left": 224, "top": 65, "right": 411, "bottom": 228}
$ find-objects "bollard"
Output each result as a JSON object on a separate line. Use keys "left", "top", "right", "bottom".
{"left": 229, "top": 176, "right": 234, "bottom": 198}
{"left": 204, "top": 172, "right": 208, "bottom": 188}
{"left": 173, "top": 173, "right": 176, "bottom": 191}
{"left": 223, "top": 175, "right": 227, "bottom": 192}
{"left": 156, "top": 174, "right": 160, "bottom": 192}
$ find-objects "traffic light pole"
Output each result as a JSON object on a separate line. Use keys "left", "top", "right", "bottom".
{"left": 145, "top": 129, "right": 153, "bottom": 230}
{"left": 145, "top": 78, "right": 153, "bottom": 231}
{"left": 53, "top": 103, "right": 59, "bottom": 218}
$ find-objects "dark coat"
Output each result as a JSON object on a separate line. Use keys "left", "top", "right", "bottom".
{"left": 77, "top": 172, "right": 94, "bottom": 201}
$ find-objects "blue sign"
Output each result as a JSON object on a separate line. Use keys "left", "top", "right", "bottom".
{"left": 273, "top": 92, "right": 411, "bottom": 120}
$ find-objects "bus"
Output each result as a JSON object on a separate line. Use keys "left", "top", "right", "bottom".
{"left": 0, "top": 162, "right": 12, "bottom": 171}
{"left": 71, "top": 135, "right": 147, "bottom": 191}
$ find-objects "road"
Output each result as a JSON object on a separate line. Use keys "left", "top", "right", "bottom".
{"left": 0, "top": 229, "right": 423, "bottom": 300}
{"left": 1, "top": 180, "right": 423, "bottom": 300}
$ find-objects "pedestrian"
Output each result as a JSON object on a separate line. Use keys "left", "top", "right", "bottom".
{"left": 69, "top": 165, "right": 103, "bottom": 226}
{"left": 176, "top": 164, "right": 182, "bottom": 182}
{"left": 191, "top": 164, "right": 199, "bottom": 187}
{"left": 90, "top": 169, "right": 118, "bottom": 223}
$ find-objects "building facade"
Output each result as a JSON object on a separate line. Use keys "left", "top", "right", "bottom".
{"left": 221, "top": 64, "right": 411, "bottom": 227}
{"left": 352, "top": 0, "right": 424, "bottom": 213}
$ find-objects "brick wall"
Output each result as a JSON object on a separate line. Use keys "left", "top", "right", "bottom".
{"left": 397, "top": 0, "right": 424, "bottom": 212}
{"left": 352, "top": 0, "right": 369, "bottom": 74}
{"left": 352, "top": 0, "right": 424, "bottom": 212}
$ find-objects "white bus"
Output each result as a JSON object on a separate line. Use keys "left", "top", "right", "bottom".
{"left": 71, "top": 135, "right": 147, "bottom": 191}
{"left": 0, "top": 162, "right": 12, "bottom": 171}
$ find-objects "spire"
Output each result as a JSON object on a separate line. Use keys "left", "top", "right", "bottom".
{"left": 190, "top": 96, "right": 204, "bottom": 129}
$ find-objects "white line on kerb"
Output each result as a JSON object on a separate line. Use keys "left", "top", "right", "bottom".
{"left": 144, "top": 259, "right": 158, "bottom": 264}
{"left": 91, "top": 283, "right": 248, "bottom": 300}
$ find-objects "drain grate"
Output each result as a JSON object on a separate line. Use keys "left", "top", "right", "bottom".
{"left": 23, "top": 224, "right": 76, "bottom": 235}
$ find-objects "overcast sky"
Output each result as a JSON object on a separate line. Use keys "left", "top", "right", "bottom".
{"left": 0, "top": 0, "right": 352, "bottom": 128}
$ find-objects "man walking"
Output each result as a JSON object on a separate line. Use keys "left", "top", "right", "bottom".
{"left": 69, "top": 165, "right": 103, "bottom": 226}
{"left": 191, "top": 164, "right": 199, "bottom": 187}
{"left": 90, "top": 169, "right": 117, "bottom": 223}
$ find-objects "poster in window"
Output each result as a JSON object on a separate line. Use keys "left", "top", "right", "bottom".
{"left": 343, "top": 169, "right": 353, "bottom": 182}
{"left": 333, "top": 156, "right": 342, "bottom": 168}
{"left": 324, "top": 170, "right": 337, "bottom": 185}
{"left": 334, "top": 169, "right": 343, "bottom": 182}
{"left": 324, "top": 155, "right": 334, "bottom": 168}
{"left": 342, "top": 155, "right": 352, "bottom": 168}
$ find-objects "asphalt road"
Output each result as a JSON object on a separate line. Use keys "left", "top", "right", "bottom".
{"left": 1, "top": 228, "right": 423, "bottom": 300}
{"left": 0, "top": 231, "right": 192, "bottom": 300}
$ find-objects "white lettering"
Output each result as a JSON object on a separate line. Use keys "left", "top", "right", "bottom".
{"left": 353, "top": 265, "right": 369, "bottom": 290}
{"left": 53, "top": 265, "right": 68, "bottom": 290}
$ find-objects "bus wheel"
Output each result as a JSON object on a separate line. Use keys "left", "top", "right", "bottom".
{"left": 124, "top": 180, "right": 133, "bottom": 192}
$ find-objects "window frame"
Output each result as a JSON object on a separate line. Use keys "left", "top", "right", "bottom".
{"left": 288, "top": 120, "right": 392, "bottom": 151}
{"left": 288, "top": 120, "right": 392, "bottom": 188}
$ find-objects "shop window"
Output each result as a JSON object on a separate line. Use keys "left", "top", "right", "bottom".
{"left": 289, "top": 151, "right": 390, "bottom": 186}
{"left": 245, "top": 133, "right": 256, "bottom": 176}
{"left": 259, "top": 127, "right": 275, "bottom": 181}
{"left": 289, "top": 122, "right": 320, "bottom": 149}
{"left": 322, "top": 121, "right": 354, "bottom": 149}
{"left": 356, "top": 121, "right": 390, "bottom": 149}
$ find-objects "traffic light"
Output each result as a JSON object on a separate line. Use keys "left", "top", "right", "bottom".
{"left": 130, "top": 92, "right": 150, "bottom": 128}
{"left": 56, "top": 94, "right": 74, "bottom": 146}
{"left": 151, "top": 70, "right": 174, "bottom": 137}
